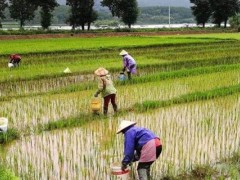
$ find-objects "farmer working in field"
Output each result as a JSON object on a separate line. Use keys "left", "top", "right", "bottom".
{"left": 94, "top": 67, "right": 117, "bottom": 115}
{"left": 117, "top": 120, "right": 162, "bottom": 180}
{"left": 9, "top": 54, "right": 21, "bottom": 67}
{"left": 119, "top": 50, "right": 137, "bottom": 80}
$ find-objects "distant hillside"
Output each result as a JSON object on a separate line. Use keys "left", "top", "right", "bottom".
{"left": 2, "top": 5, "right": 194, "bottom": 26}
{"left": 57, "top": 0, "right": 191, "bottom": 8}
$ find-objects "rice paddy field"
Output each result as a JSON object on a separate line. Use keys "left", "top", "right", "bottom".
{"left": 0, "top": 32, "right": 240, "bottom": 179}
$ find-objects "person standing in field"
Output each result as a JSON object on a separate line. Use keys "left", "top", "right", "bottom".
{"left": 119, "top": 50, "right": 137, "bottom": 80}
{"left": 117, "top": 120, "right": 162, "bottom": 180}
{"left": 94, "top": 67, "right": 117, "bottom": 115}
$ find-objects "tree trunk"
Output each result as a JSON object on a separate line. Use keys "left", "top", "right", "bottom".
{"left": 87, "top": 22, "right": 91, "bottom": 31}
{"left": 72, "top": 24, "right": 76, "bottom": 31}
{"left": 128, "top": 24, "right": 131, "bottom": 28}
{"left": 20, "top": 19, "right": 24, "bottom": 28}
{"left": 81, "top": 24, "right": 85, "bottom": 30}
{"left": 202, "top": 23, "right": 205, "bottom": 28}
{"left": 224, "top": 20, "right": 227, "bottom": 28}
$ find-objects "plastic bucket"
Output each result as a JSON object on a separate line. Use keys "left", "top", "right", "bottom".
{"left": 91, "top": 98, "right": 101, "bottom": 112}
{"left": 111, "top": 165, "right": 130, "bottom": 179}
{"left": 0, "top": 117, "right": 8, "bottom": 132}
{"left": 118, "top": 73, "right": 126, "bottom": 81}
{"left": 8, "top": 63, "right": 14, "bottom": 68}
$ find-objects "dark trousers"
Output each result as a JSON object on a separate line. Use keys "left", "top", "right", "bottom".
{"left": 137, "top": 145, "right": 162, "bottom": 180}
{"left": 103, "top": 94, "right": 117, "bottom": 115}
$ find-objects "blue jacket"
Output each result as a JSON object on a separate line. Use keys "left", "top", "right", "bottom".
{"left": 122, "top": 126, "right": 157, "bottom": 165}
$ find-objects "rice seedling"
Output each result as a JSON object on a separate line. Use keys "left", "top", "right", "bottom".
{"left": 0, "top": 33, "right": 239, "bottom": 179}
{"left": 3, "top": 95, "right": 239, "bottom": 179}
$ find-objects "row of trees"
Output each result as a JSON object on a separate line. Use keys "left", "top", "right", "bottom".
{"left": 0, "top": 0, "right": 58, "bottom": 29}
{"left": 190, "top": 0, "right": 240, "bottom": 27}
{"left": 0, "top": 0, "right": 139, "bottom": 30}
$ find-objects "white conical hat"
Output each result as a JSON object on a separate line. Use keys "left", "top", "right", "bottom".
{"left": 63, "top": 67, "right": 71, "bottom": 73}
{"left": 94, "top": 67, "right": 108, "bottom": 76}
{"left": 119, "top": 50, "right": 128, "bottom": 56}
{"left": 116, "top": 120, "right": 136, "bottom": 134}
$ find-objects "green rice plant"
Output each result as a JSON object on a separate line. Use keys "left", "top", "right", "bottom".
{"left": 0, "top": 36, "right": 225, "bottom": 55}
{"left": 3, "top": 95, "right": 239, "bottom": 179}
{"left": 135, "top": 84, "right": 240, "bottom": 112}
{"left": 0, "top": 164, "right": 19, "bottom": 180}
{"left": 0, "top": 40, "right": 239, "bottom": 83}
{"left": 0, "top": 128, "right": 20, "bottom": 145}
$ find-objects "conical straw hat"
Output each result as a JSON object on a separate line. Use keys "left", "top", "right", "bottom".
{"left": 63, "top": 67, "right": 71, "bottom": 73}
{"left": 119, "top": 50, "right": 128, "bottom": 56}
{"left": 94, "top": 67, "right": 108, "bottom": 76}
{"left": 116, "top": 120, "right": 136, "bottom": 134}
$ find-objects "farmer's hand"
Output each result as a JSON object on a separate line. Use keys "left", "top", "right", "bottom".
{"left": 121, "top": 163, "right": 127, "bottom": 171}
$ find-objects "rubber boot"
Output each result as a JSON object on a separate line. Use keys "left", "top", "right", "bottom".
{"left": 137, "top": 168, "right": 148, "bottom": 180}
{"left": 103, "top": 107, "right": 108, "bottom": 115}
{"left": 127, "top": 72, "right": 131, "bottom": 80}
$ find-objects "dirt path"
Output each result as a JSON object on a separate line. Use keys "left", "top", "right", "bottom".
{"left": 0, "top": 30, "right": 222, "bottom": 40}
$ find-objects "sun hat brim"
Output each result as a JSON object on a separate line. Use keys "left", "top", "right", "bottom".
{"left": 119, "top": 50, "right": 128, "bottom": 56}
{"left": 94, "top": 67, "right": 109, "bottom": 76}
{"left": 116, "top": 120, "right": 137, "bottom": 134}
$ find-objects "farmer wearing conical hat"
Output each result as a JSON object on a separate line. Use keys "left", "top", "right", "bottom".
{"left": 119, "top": 50, "right": 137, "bottom": 80}
{"left": 117, "top": 120, "right": 162, "bottom": 180}
{"left": 94, "top": 67, "right": 117, "bottom": 115}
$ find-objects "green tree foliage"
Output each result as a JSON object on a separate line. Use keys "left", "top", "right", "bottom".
{"left": 9, "top": 0, "right": 38, "bottom": 28}
{"left": 0, "top": 0, "right": 8, "bottom": 28}
{"left": 37, "top": 0, "right": 59, "bottom": 29}
{"left": 101, "top": 0, "right": 139, "bottom": 28}
{"left": 190, "top": 0, "right": 211, "bottom": 27}
{"left": 209, "top": 0, "right": 240, "bottom": 28}
{"left": 101, "top": 0, "right": 121, "bottom": 17}
{"left": 121, "top": 0, "right": 138, "bottom": 28}
{"left": 229, "top": 13, "right": 240, "bottom": 28}
{"left": 66, "top": 0, "right": 97, "bottom": 30}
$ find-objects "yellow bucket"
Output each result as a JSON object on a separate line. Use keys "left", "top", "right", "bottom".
{"left": 91, "top": 98, "right": 101, "bottom": 112}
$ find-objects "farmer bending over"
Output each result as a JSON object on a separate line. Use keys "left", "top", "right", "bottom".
{"left": 9, "top": 54, "right": 21, "bottom": 67}
{"left": 119, "top": 50, "right": 137, "bottom": 80}
{"left": 94, "top": 67, "right": 117, "bottom": 115}
{"left": 117, "top": 120, "right": 162, "bottom": 180}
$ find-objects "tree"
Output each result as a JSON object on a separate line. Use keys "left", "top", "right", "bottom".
{"left": 9, "top": 0, "right": 38, "bottom": 28}
{"left": 121, "top": 0, "right": 138, "bottom": 28}
{"left": 101, "top": 0, "right": 139, "bottom": 28}
{"left": 66, "top": 0, "right": 78, "bottom": 30}
{"left": 66, "top": 0, "right": 97, "bottom": 31}
{"left": 209, "top": 0, "right": 240, "bottom": 28}
{"left": 190, "top": 0, "right": 211, "bottom": 27}
{"left": 0, "top": 0, "right": 8, "bottom": 28}
{"left": 37, "top": 0, "right": 59, "bottom": 29}
{"left": 229, "top": 13, "right": 240, "bottom": 28}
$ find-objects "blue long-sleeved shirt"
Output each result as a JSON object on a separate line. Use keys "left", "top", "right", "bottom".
{"left": 122, "top": 126, "right": 157, "bottom": 165}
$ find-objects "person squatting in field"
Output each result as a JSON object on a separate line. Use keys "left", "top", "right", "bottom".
{"left": 9, "top": 54, "right": 21, "bottom": 67}
{"left": 119, "top": 50, "right": 137, "bottom": 80}
{"left": 94, "top": 67, "right": 117, "bottom": 115}
{"left": 117, "top": 120, "right": 162, "bottom": 180}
